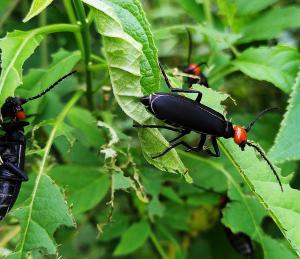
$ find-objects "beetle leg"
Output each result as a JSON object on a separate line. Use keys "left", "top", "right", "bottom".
{"left": 152, "top": 141, "right": 194, "bottom": 159}
{"left": 133, "top": 124, "right": 184, "bottom": 133}
{"left": 169, "top": 130, "right": 190, "bottom": 143}
{"left": 1, "top": 160, "right": 28, "bottom": 181}
{"left": 170, "top": 88, "right": 202, "bottom": 103}
{"left": 204, "top": 137, "right": 220, "bottom": 157}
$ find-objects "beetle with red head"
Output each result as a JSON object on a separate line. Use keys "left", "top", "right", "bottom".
{"left": 134, "top": 63, "right": 283, "bottom": 192}
{"left": 0, "top": 71, "right": 76, "bottom": 220}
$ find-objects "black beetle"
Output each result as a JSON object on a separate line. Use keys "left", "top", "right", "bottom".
{"left": 0, "top": 71, "right": 76, "bottom": 220}
{"left": 134, "top": 63, "right": 283, "bottom": 191}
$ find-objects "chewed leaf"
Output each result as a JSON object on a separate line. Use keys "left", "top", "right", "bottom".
{"left": 269, "top": 70, "right": 300, "bottom": 163}
{"left": 0, "top": 30, "right": 43, "bottom": 105}
{"left": 23, "top": 0, "right": 54, "bottom": 22}
{"left": 7, "top": 175, "right": 74, "bottom": 258}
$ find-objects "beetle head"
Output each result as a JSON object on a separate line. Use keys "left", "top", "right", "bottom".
{"left": 233, "top": 125, "right": 247, "bottom": 150}
{"left": 1, "top": 97, "right": 27, "bottom": 121}
{"left": 140, "top": 96, "right": 150, "bottom": 107}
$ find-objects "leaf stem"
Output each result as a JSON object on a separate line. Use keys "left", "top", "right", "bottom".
{"left": 72, "top": 0, "right": 94, "bottom": 110}
{"left": 203, "top": 0, "right": 213, "bottom": 27}
{"left": 63, "top": 0, "right": 84, "bottom": 56}
{"left": 149, "top": 230, "right": 169, "bottom": 259}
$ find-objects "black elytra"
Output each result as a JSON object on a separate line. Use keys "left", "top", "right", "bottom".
{"left": 0, "top": 71, "right": 76, "bottom": 220}
{"left": 134, "top": 63, "right": 283, "bottom": 192}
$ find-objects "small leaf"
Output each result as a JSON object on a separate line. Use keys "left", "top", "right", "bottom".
{"left": 269, "top": 70, "right": 300, "bottom": 163}
{"left": 49, "top": 166, "right": 110, "bottom": 215}
{"left": 0, "top": 30, "right": 43, "bottom": 105}
{"left": 113, "top": 220, "right": 150, "bottom": 256}
{"left": 23, "top": 0, "right": 54, "bottom": 22}
{"left": 234, "top": 46, "right": 300, "bottom": 93}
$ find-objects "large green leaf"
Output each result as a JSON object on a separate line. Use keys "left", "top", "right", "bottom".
{"left": 7, "top": 91, "right": 82, "bottom": 258}
{"left": 49, "top": 165, "right": 110, "bottom": 215}
{"left": 238, "top": 6, "right": 300, "bottom": 43}
{"left": 23, "top": 0, "right": 54, "bottom": 22}
{"left": 83, "top": 0, "right": 188, "bottom": 177}
{"left": 7, "top": 175, "right": 74, "bottom": 259}
{"left": 103, "top": 0, "right": 160, "bottom": 94}
{"left": 0, "top": 30, "right": 43, "bottom": 105}
{"left": 113, "top": 220, "right": 150, "bottom": 256}
{"left": 233, "top": 46, "right": 300, "bottom": 93}
{"left": 222, "top": 184, "right": 295, "bottom": 258}
{"left": 221, "top": 139, "right": 300, "bottom": 256}
{"left": 175, "top": 0, "right": 204, "bottom": 23}
{"left": 269, "top": 70, "right": 300, "bottom": 163}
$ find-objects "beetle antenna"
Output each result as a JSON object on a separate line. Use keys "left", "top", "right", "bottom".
{"left": 159, "top": 62, "right": 173, "bottom": 89}
{"left": 246, "top": 141, "right": 283, "bottom": 192}
{"left": 246, "top": 107, "right": 279, "bottom": 132}
{"left": 186, "top": 27, "right": 193, "bottom": 65}
{"left": 24, "top": 71, "right": 77, "bottom": 103}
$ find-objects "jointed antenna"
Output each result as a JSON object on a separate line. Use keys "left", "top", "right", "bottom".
{"left": 246, "top": 141, "right": 283, "bottom": 192}
{"left": 24, "top": 71, "right": 77, "bottom": 103}
{"left": 246, "top": 107, "right": 278, "bottom": 132}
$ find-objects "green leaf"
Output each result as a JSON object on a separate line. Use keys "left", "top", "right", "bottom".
{"left": 23, "top": 0, "right": 54, "bottom": 22}
{"left": 102, "top": 0, "right": 160, "bottom": 94}
{"left": 233, "top": 46, "right": 300, "bottom": 93}
{"left": 113, "top": 220, "right": 150, "bottom": 256}
{"left": 222, "top": 184, "right": 296, "bottom": 258}
{"left": 8, "top": 91, "right": 82, "bottom": 257}
{"left": 0, "top": 30, "right": 43, "bottom": 105}
{"left": 234, "top": 0, "right": 277, "bottom": 16}
{"left": 269, "top": 70, "right": 300, "bottom": 163}
{"left": 239, "top": 6, "right": 300, "bottom": 43}
{"left": 217, "top": 0, "right": 237, "bottom": 29}
{"left": 175, "top": 0, "right": 204, "bottom": 23}
{"left": 221, "top": 139, "right": 300, "bottom": 256}
{"left": 7, "top": 175, "right": 74, "bottom": 259}
{"left": 49, "top": 166, "right": 110, "bottom": 215}
{"left": 83, "top": 0, "right": 188, "bottom": 177}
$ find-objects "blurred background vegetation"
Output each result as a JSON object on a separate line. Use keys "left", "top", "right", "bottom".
{"left": 0, "top": 0, "right": 300, "bottom": 258}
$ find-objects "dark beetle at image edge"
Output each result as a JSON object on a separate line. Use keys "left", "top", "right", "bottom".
{"left": 0, "top": 71, "right": 76, "bottom": 221}
{"left": 134, "top": 63, "right": 283, "bottom": 192}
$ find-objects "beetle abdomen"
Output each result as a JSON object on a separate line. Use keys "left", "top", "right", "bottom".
{"left": 150, "top": 93, "right": 227, "bottom": 137}
{"left": 0, "top": 179, "right": 21, "bottom": 220}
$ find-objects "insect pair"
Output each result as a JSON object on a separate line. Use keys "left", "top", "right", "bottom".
{"left": 0, "top": 71, "right": 76, "bottom": 220}
{"left": 134, "top": 63, "right": 283, "bottom": 192}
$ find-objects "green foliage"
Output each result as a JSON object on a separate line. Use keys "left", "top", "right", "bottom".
{"left": 1, "top": 0, "right": 300, "bottom": 258}
{"left": 269, "top": 71, "right": 300, "bottom": 163}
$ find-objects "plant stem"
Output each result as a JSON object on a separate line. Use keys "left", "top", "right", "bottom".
{"left": 203, "top": 0, "right": 213, "bottom": 27}
{"left": 63, "top": 0, "right": 84, "bottom": 54}
{"left": 39, "top": 10, "right": 48, "bottom": 67}
{"left": 33, "top": 23, "right": 80, "bottom": 35}
{"left": 72, "top": 0, "right": 94, "bottom": 110}
{"left": 88, "top": 64, "right": 107, "bottom": 72}
{"left": 149, "top": 230, "right": 169, "bottom": 259}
